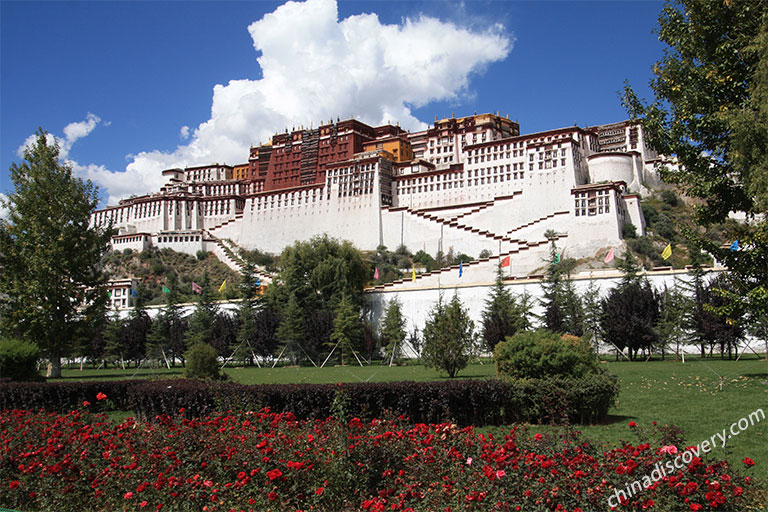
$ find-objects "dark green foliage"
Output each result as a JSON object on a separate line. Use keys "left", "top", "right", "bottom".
{"left": 210, "top": 313, "right": 237, "bottom": 358}
{"left": 196, "top": 250, "right": 209, "bottom": 261}
{"left": 623, "top": 0, "right": 768, "bottom": 318}
{"left": 642, "top": 203, "right": 659, "bottom": 226}
{"left": 422, "top": 295, "right": 477, "bottom": 378}
{"left": 0, "top": 375, "right": 619, "bottom": 426}
{"left": 329, "top": 295, "right": 364, "bottom": 365}
{"left": 481, "top": 266, "right": 530, "bottom": 352}
{"left": 494, "top": 330, "right": 600, "bottom": 380}
{"left": 660, "top": 189, "right": 679, "bottom": 208}
{"left": 272, "top": 235, "right": 369, "bottom": 314}
{"left": 102, "top": 311, "right": 126, "bottom": 368}
{"left": 622, "top": 223, "right": 637, "bottom": 239}
{"left": 183, "top": 343, "right": 222, "bottom": 380}
{"left": 146, "top": 274, "right": 187, "bottom": 367}
{"left": 601, "top": 280, "right": 660, "bottom": 361}
{"left": 185, "top": 271, "right": 218, "bottom": 348}
{"left": 412, "top": 250, "right": 435, "bottom": 272}
{"left": 380, "top": 298, "right": 407, "bottom": 362}
{"left": 540, "top": 241, "right": 583, "bottom": 336}
{"left": 0, "top": 338, "right": 41, "bottom": 381}
{"left": 239, "top": 247, "right": 278, "bottom": 271}
{"left": 275, "top": 295, "right": 306, "bottom": 364}
{"left": 369, "top": 245, "right": 405, "bottom": 285}
{"left": 0, "top": 130, "right": 113, "bottom": 377}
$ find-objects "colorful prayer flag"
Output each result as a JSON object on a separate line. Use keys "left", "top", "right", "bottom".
{"left": 162, "top": 285, "right": 170, "bottom": 294}
{"left": 255, "top": 277, "right": 261, "bottom": 287}
{"left": 661, "top": 243, "right": 672, "bottom": 260}
{"left": 411, "top": 266, "right": 416, "bottom": 282}
{"left": 191, "top": 282, "right": 202, "bottom": 294}
{"left": 459, "top": 261, "right": 463, "bottom": 277}
{"left": 604, "top": 247, "right": 615, "bottom": 263}
{"left": 500, "top": 255, "right": 511, "bottom": 268}
{"left": 218, "top": 280, "right": 227, "bottom": 293}
{"left": 730, "top": 240, "right": 739, "bottom": 252}
{"left": 374, "top": 267, "right": 379, "bottom": 280}
{"left": 554, "top": 253, "right": 561, "bottom": 264}
{"left": 131, "top": 289, "right": 138, "bottom": 297}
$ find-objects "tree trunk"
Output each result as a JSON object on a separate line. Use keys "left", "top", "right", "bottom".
{"left": 46, "top": 356, "right": 62, "bottom": 378}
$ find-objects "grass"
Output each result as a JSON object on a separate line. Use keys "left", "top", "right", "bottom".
{"left": 60, "top": 355, "right": 768, "bottom": 480}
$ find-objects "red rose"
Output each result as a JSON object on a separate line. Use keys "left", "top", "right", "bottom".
{"left": 742, "top": 457, "right": 755, "bottom": 467}
{"left": 268, "top": 491, "right": 278, "bottom": 501}
{"left": 628, "top": 421, "right": 637, "bottom": 428}
{"left": 96, "top": 392, "right": 107, "bottom": 401}
{"left": 267, "top": 469, "right": 283, "bottom": 481}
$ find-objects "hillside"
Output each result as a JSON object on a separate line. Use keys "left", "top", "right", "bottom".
{"left": 626, "top": 188, "right": 741, "bottom": 269}
{"left": 102, "top": 247, "right": 243, "bottom": 305}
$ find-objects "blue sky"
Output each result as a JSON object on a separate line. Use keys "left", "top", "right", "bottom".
{"left": 1, "top": 0, "right": 665, "bottom": 208}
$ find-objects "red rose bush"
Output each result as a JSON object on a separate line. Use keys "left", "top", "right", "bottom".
{"left": 0, "top": 407, "right": 762, "bottom": 511}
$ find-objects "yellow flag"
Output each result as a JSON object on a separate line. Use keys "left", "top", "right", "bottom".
{"left": 218, "top": 280, "right": 227, "bottom": 293}
{"left": 661, "top": 243, "right": 672, "bottom": 260}
{"left": 412, "top": 266, "right": 416, "bottom": 282}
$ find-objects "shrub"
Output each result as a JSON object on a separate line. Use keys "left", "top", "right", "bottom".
{"left": 0, "top": 338, "right": 41, "bottom": 382}
{"left": 494, "top": 330, "right": 600, "bottom": 379}
{"left": 196, "top": 250, "right": 209, "bottom": 261}
{"left": 622, "top": 222, "right": 637, "bottom": 239}
{"left": 0, "top": 376, "right": 619, "bottom": 426}
{"left": 660, "top": 189, "right": 679, "bottom": 207}
{"left": 183, "top": 343, "right": 222, "bottom": 380}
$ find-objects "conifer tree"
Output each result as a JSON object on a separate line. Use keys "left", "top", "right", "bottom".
{"left": 379, "top": 298, "right": 407, "bottom": 363}
{"left": 123, "top": 282, "right": 151, "bottom": 365}
{"left": 422, "top": 294, "right": 477, "bottom": 378}
{"left": 185, "top": 270, "right": 218, "bottom": 348}
{"left": 275, "top": 294, "right": 305, "bottom": 364}
{"left": 581, "top": 278, "right": 603, "bottom": 352}
{"left": 146, "top": 274, "right": 186, "bottom": 367}
{"left": 0, "top": 131, "right": 113, "bottom": 377}
{"left": 103, "top": 308, "right": 126, "bottom": 369}
{"left": 330, "top": 295, "right": 364, "bottom": 365}
{"left": 481, "top": 265, "right": 521, "bottom": 352}
{"left": 540, "top": 240, "right": 583, "bottom": 335}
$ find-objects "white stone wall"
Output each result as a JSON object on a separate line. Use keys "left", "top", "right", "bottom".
{"left": 368, "top": 267, "right": 726, "bottom": 356}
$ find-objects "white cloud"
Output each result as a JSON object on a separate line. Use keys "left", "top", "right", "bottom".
{"left": 17, "top": 113, "right": 102, "bottom": 160}
{"left": 52, "top": 0, "right": 512, "bottom": 205}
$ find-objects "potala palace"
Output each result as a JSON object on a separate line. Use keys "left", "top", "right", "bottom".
{"left": 92, "top": 113, "right": 665, "bottom": 285}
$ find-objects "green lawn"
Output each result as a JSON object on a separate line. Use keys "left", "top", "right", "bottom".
{"left": 60, "top": 355, "right": 768, "bottom": 480}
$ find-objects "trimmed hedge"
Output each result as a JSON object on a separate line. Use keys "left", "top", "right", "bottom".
{"left": 0, "top": 374, "right": 619, "bottom": 426}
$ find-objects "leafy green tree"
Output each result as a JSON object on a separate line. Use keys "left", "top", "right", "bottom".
{"left": 422, "top": 294, "right": 477, "bottom": 378}
{"left": 185, "top": 271, "right": 218, "bottom": 348}
{"left": 0, "top": 131, "right": 113, "bottom": 377}
{"left": 623, "top": 0, "right": 768, "bottom": 319}
{"left": 329, "top": 295, "right": 364, "bottom": 365}
{"left": 272, "top": 235, "right": 369, "bottom": 314}
{"left": 379, "top": 298, "right": 407, "bottom": 363}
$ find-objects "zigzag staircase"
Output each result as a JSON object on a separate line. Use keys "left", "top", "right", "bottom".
{"left": 369, "top": 232, "right": 568, "bottom": 290}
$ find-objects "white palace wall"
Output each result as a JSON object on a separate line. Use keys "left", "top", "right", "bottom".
{"left": 367, "top": 267, "right": 725, "bottom": 357}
